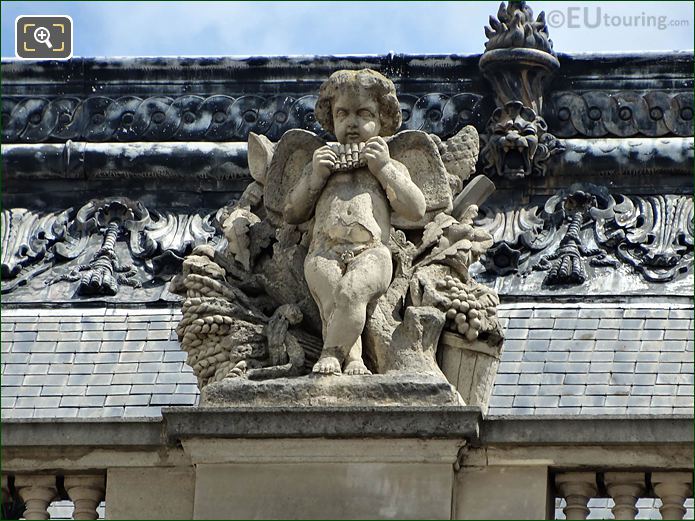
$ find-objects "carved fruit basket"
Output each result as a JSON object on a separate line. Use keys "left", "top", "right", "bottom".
{"left": 438, "top": 331, "right": 503, "bottom": 414}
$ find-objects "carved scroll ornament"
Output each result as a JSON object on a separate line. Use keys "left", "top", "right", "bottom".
{"left": 477, "top": 188, "right": 693, "bottom": 286}
{"left": 1, "top": 198, "right": 222, "bottom": 298}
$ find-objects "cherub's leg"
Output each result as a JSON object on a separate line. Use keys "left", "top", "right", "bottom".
{"left": 343, "top": 336, "right": 371, "bottom": 375}
{"left": 304, "top": 251, "right": 344, "bottom": 374}
{"left": 323, "top": 245, "right": 392, "bottom": 373}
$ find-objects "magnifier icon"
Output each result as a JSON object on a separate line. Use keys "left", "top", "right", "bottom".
{"left": 33, "top": 26, "right": 53, "bottom": 49}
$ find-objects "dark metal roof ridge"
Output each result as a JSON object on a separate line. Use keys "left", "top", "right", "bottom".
{"left": 1, "top": 50, "right": 692, "bottom": 65}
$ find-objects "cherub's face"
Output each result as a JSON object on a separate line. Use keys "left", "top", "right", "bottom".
{"left": 332, "top": 89, "right": 381, "bottom": 144}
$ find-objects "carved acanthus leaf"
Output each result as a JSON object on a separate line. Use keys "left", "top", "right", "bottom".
{"left": 138, "top": 211, "right": 219, "bottom": 259}
{"left": 592, "top": 194, "right": 694, "bottom": 282}
{"left": 1, "top": 208, "right": 70, "bottom": 279}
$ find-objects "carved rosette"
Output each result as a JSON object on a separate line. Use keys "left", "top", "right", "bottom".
{"left": 479, "top": 1, "right": 563, "bottom": 179}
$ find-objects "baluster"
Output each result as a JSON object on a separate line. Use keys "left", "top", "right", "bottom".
{"left": 1, "top": 474, "right": 9, "bottom": 504}
{"left": 15, "top": 475, "right": 57, "bottom": 520}
{"left": 555, "top": 472, "right": 598, "bottom": 520}
{"left": 64, "top": 475, "right": 105, "bottom": 520}
{"left": 653, "top": 472, "right": 693, "bottom": 521}
{"left": 605, "top": 472, "right": 646, "bottom": 520}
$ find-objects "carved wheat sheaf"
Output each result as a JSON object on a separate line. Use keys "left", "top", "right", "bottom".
{"left": 1, "top": 93, "right": 485, "bottom": 143}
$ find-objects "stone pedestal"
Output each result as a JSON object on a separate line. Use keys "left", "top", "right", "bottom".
{"left": 202, "top": 372, "right": 464, "bottom": 407}
{"left": 455, "top": 465, "right": 551, "bottom": 520}
{"left": 187, "top": 438, "right": 460, "bottom": 519}
{"left": 164, "top": 405, "right": 481, "bottom": 520}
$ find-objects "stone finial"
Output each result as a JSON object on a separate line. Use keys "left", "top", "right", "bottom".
{"left": 479, "top": 1, "right": 563, "bottom": 179}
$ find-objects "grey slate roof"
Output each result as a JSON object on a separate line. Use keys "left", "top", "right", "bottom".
{"left": 1, "top": 307, "right": 197, "bottom": 419}
{"left": 489, "top": 303, "right": 694, "bottom": 416}
{"left": 1, "top": 303, "right": 693, "bottom": 419}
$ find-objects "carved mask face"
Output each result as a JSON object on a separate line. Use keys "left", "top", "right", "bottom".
{"left": 332, "top": 89, "right": 381, "bottom": 144}
{"left": 483, "top": 101, "right": 544, "bottom": 179}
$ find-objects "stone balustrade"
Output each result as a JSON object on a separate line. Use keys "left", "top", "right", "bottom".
{"left": 2, "top": 474, "right": 105, "bottom": 520}
{"left": 555, "top": 471, "right": 693, "bottom": 520}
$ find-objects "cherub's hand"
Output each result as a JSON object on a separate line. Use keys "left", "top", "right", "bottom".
{"left": 312, "top": 146, "right": 338, "bottom": 184}
{"left": 363, "top": 136, "right": 390, "bottom": 175}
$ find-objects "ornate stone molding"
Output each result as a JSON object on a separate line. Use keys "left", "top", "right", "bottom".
{"left": 3, "top": 92, "right": 692, "bottom": 146}
{"left": 547, "top": 90, "right": 694, "bottom": 138}
{"left": 1, "top": 197, "right": 224, "bottom": 300}
{"left": 1, "top": 93, "right": 485, "bottom": 144}
{"left": 476, "top": 187, "right": 693, "bottom": 286}
{"left": 592, "top": 194, "right": 694, "bottom": 283}
{"left": 1, "top": 208, "right": 70, "bottom": 281}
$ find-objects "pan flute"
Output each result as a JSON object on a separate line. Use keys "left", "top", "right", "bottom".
{"left": 330, "top": 142, "right": 366, "bottom": 173}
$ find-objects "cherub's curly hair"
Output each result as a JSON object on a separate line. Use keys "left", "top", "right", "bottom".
{"left": 315, "top": 69, "right": 402, "bottom": 137}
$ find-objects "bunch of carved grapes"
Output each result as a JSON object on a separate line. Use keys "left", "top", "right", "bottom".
{"left": 434, "top": 275, "right": 496, "bottom": 341}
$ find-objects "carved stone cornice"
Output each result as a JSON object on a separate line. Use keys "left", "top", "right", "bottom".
{"left": 1, "top": 93, "right": 487, "bottom": 144}
{"left": 546, "top": 90, "right": 694, "bottom": 138}
{"left": 6, "top": 90, "right": 691, "bottom": 145}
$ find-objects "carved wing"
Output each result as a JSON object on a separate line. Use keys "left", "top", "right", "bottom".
{"left": 387, "top": 130, "right": 452, "bottom": 229}
{"left": 264, "top": 129, "right": 326, "bottom": 226}
{"left": 247, "top": 132, "right": 275, "bottom": 185}
{"left": 439, "top": 125, "right": 479, "bottom": 190}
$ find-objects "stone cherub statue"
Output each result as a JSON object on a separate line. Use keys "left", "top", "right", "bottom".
{"left": 285, "top": 70, "right": 426, "bottom": 375}
{"left": 173, "top": 68, "right": 503, "bottom": 399}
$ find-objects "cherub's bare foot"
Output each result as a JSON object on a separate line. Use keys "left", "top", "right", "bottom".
{"left": 343, "top": 360, "right": 372, "bottom": 376}
{"left": 312, "top": 355, "right": 342, "bottom": 375}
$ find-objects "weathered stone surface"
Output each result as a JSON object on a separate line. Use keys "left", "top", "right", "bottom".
{"left": 439, "top": 332, "right": 502, "bottom": 413}
{"left": 174, "top": 67, "right": 501, "bottom": 399}
{"left": 106, "top": 467, "right": 194, "bottom": 520}
{"left": 201, "top": 372, "right": 463, "bottom": 408}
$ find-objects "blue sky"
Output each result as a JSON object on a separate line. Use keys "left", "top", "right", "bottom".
{"left": 1, "top": 1, "right": 693, "bottom": 57}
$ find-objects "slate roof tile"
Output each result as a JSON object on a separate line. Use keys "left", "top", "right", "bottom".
{"left": 42, "top": 385, "right": 87, "bottom": 396}
{"left": 1, "top": 375, "right": 22, "bottom": 386}
{"left": 2, "top": 304, "right": 693, "bottom": 419}
{"left": 111, "top": 373, "right": 158, "bottom": 385}
{"left": 488, "top": 304, "right": 694, "bottom": 415}
{"left": 119, "top": 351, "right": 164, "bottom": 363}
{"left": 523, "top": 352, "right": 546, "bottom": 362}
